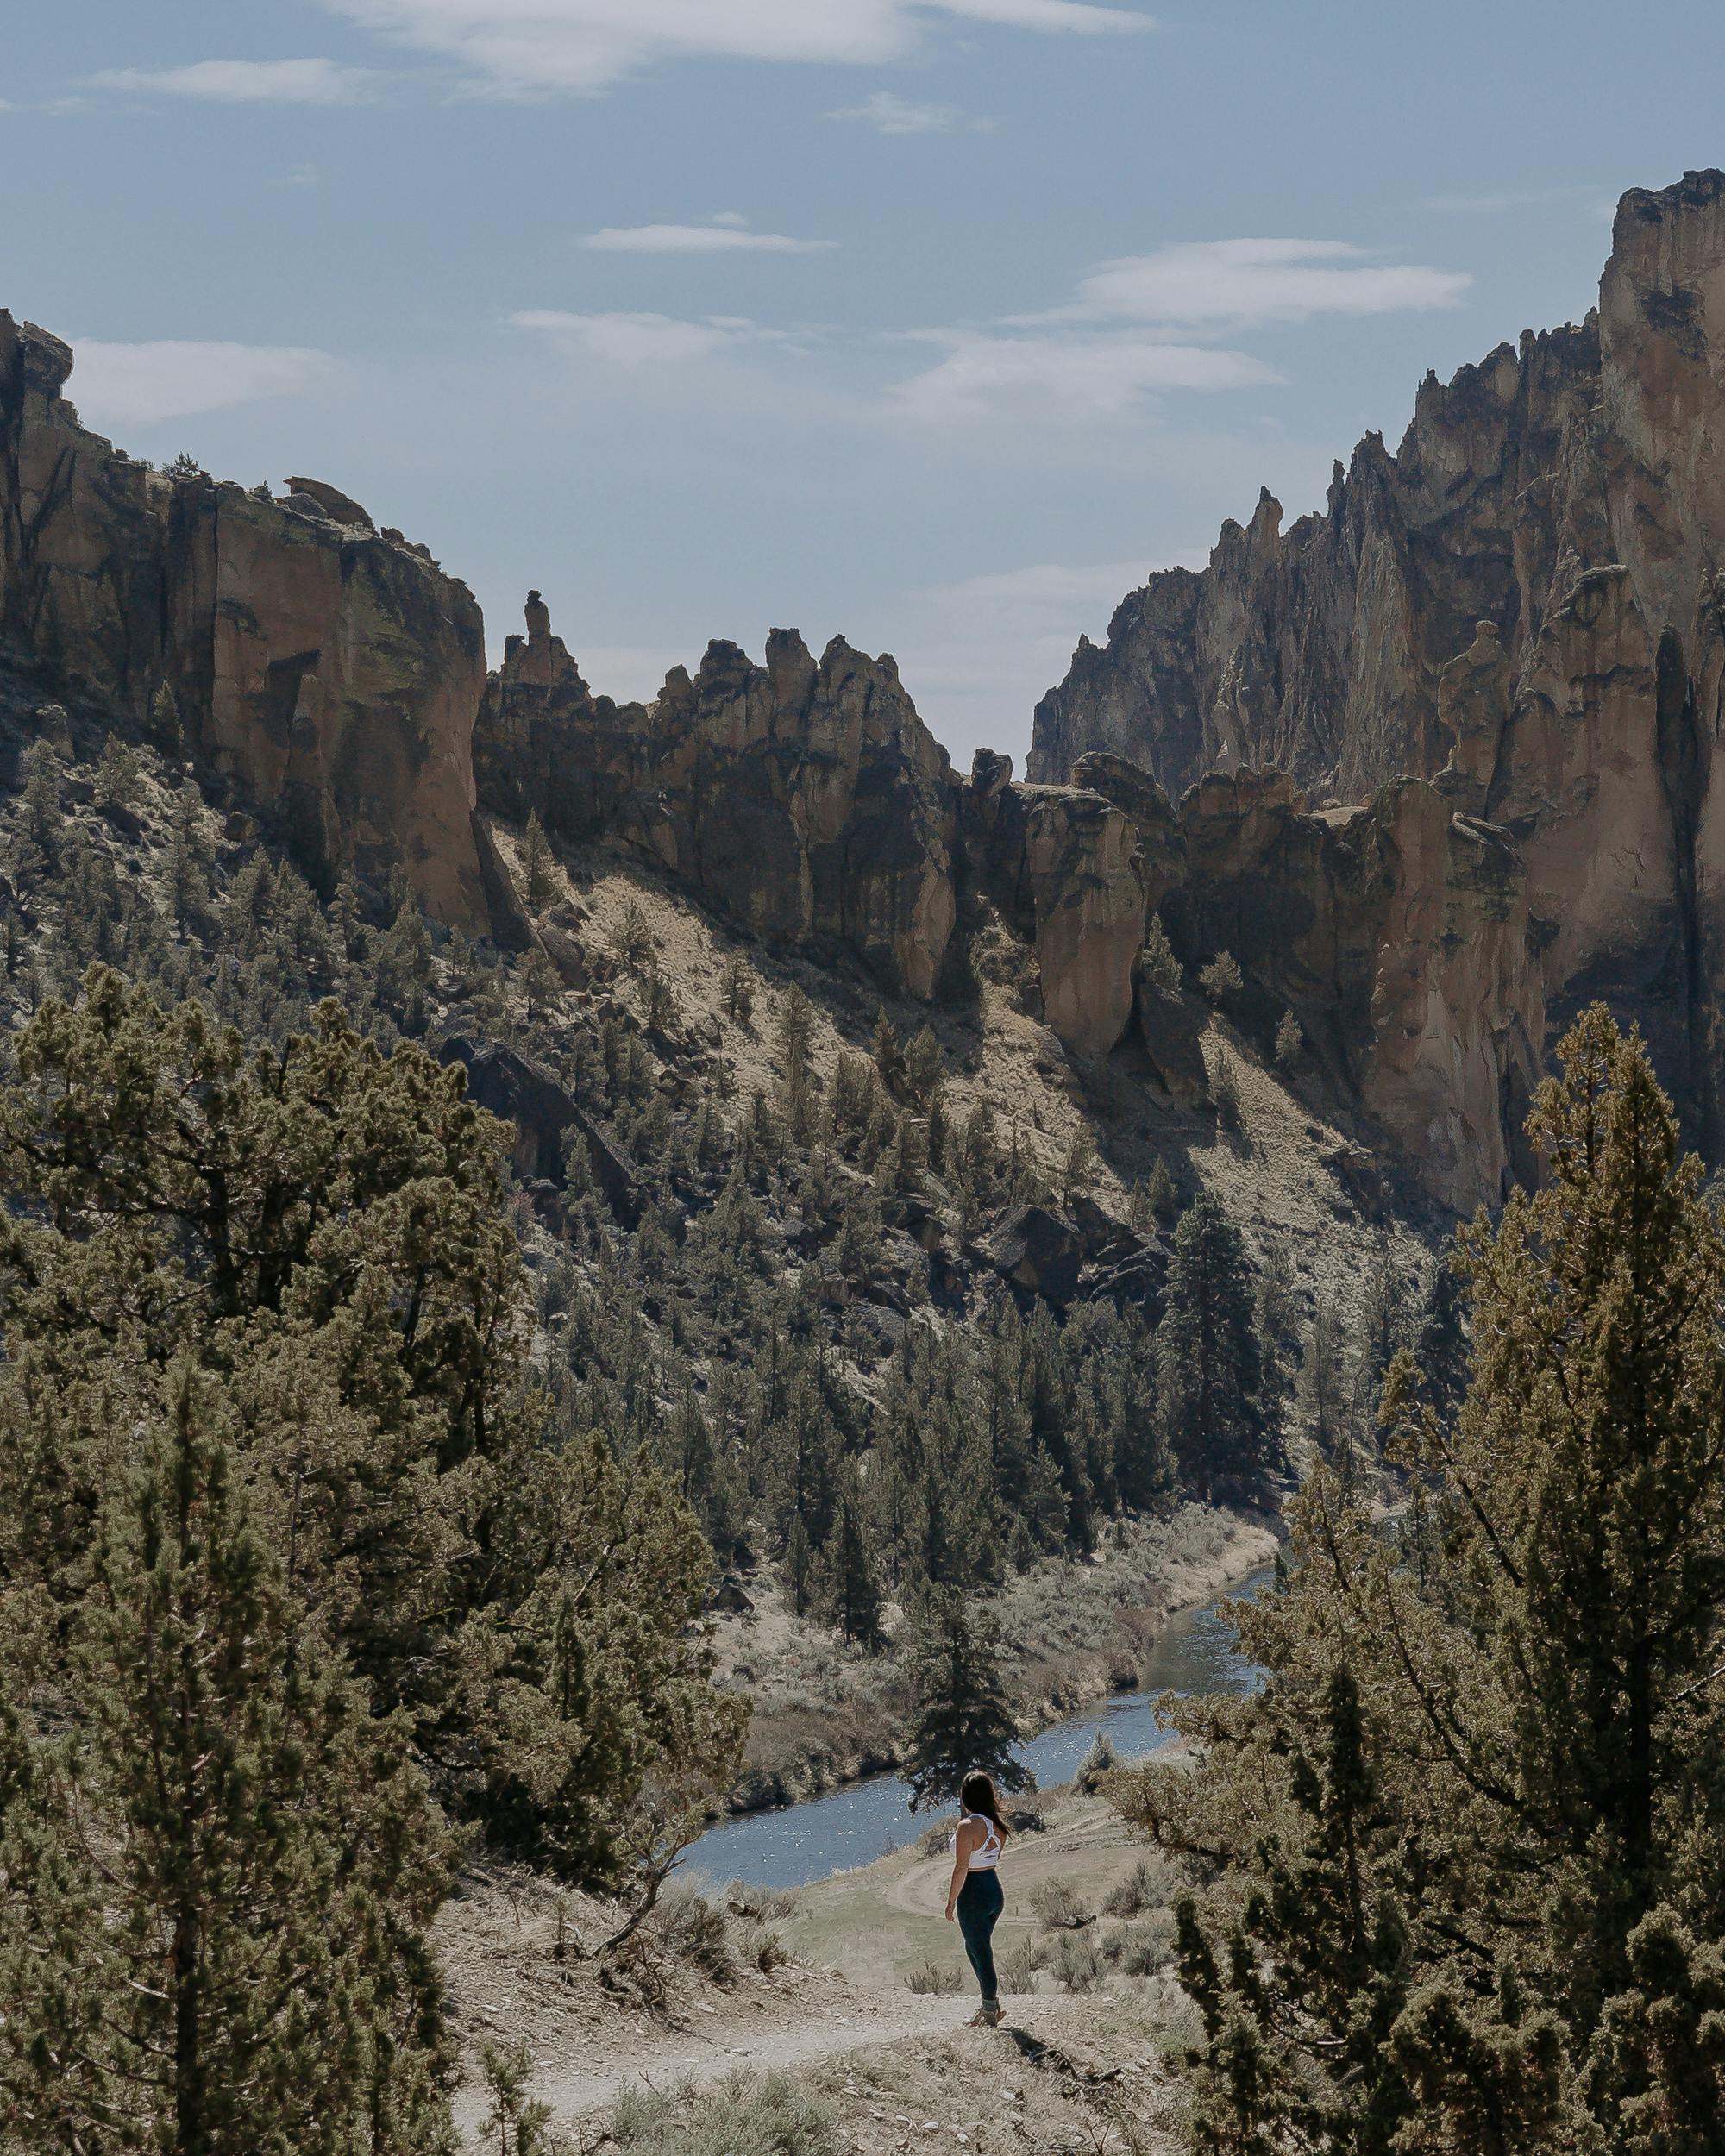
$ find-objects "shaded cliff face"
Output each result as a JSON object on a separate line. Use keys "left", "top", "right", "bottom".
{"left": 1031, "top": 169, "right": 1725, "bottom": 1144}
{"left": 0, "top": 311, "right": 509, "bottom": 935}
{"left": 967, "top": 756, "right": 1543, "bottom": 1212}
{"left": 475, "top": 602, "right": 959, "bottom": 996}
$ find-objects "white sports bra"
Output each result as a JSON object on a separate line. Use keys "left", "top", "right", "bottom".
{"left": 952, "top": 1812, "right": 1002, "bottom": 1869}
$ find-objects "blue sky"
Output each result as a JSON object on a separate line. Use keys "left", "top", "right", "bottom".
{"left": 4, "top": 2, "right": 1720, "bottom": 765}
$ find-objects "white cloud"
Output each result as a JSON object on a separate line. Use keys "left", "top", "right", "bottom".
{"left": 66, "top": 340, "right": 335, "bottom": 429}
{"left": 1025, "top": 238, "right": 1470, "bottom": 329}
{"left": 891, "top": 329, "right": 1276, "bottom": 423}
{"left": 830, "top": 90, "right": 964, "bottom": 133}
{"left": 926, "top": 559, "right": 1162, "bottom": 613}
{"left": 89, "top": 58, "right": 381, "bottom": 104}
{"left": 511, "top": 308, "right": 775, "bottom": 367}
{"left": 320, "top": 0, "right": 1150, "bottom": 96}
{"left": 581, "top": 218, "right": 832, "bottom": 254}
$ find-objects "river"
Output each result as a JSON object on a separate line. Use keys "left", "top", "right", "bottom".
{"left": 686, "top": 1563, "right": 1274, "bottom": 1891}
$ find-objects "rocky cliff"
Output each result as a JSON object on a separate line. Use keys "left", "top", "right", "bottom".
{"left": 0, "top": 310, "right": 514, "bottom": 936}
{"left": 480, "top": 594, "right": 1541, "bottom": 1211}
{"left": 475, "top": 600, "right": 959, "bottom": 996}
{"left": 1032, "top": 169, "right": 1725, "bottom": 1145}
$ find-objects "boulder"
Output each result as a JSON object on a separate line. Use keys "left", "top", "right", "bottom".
{"left": 438, "top": 1034, "right": 640, "bottom": 1223}
{"left": 285, "top": 476, "right": 375, "bottom": 530}
{"left": 985, "top": 1204, "right": 1083, "bottom": 1304}
{"left": 1136, "top": 984, "right": 1208, "bottom": 1103}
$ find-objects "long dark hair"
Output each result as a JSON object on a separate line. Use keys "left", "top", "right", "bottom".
{"left": 960, "top": 1771, "right": 1011, "bottom": 1839}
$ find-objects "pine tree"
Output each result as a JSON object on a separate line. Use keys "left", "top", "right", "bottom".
{"left": 92, "top": 733, "right": 141, "bottom": 813}
{"left": 612, "top": 898, "right": 652, "bottom": 972}
{"left": 166, "top": 786, "right": 216, "bottom": 931}
{"left": 0, "top": 1363, "right": 455, "bottom": 2154}
{"left": 1145, "top": 1154, "right": 1180, "bottom": 1225}
{"left": 775, "top": 984, "right": 816, "bottom": 1141}
{"left": 1118, "top": 1007, "right": 1725, "bottom": 2150}
{"left": 1061, "top": 1125, "right": 1096, "bottom": 1205}
{"left": 1199, "top": 950, "right": 1244, "bottom": 1004}
{"left": 902, "top": 1023, "right": 944, "bottom": 1113}
{"left": 1171, "top": 1666, "right": 1419, "bottom": 2156}
{"left": 1274, "top": 1008, "right": 1303, "bottom": 1070}
{"left": 1141, "top": 912, "right": 1182, "bottom": 995}
{"left": 1154, "top": 1193, "right": 1275, "bottom": 1498}
{"left": 519, "top": 811, "right": 555, "bottom": 911}
{"left": 818, "top": 1470, "right": 886, "bottom": 1651}
{"left": 720, "top": 949, "right": 754, "bottom": 1024}
{"left": 871, "top": 1007, "right": 903, "bottom": 1095}
{"left": 521, "top": 942, "right": 565, "bottom": 1027}
{"left": 149, "top": 679, "right": 184, "bottom": 752}
{"left": 902, "top": 1589, "right": 1032, "bottom": 1811}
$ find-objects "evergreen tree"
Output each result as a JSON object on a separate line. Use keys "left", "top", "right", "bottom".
{"left": 0, "top": 1363, "right": 455, "bottom": 2155}
{"left": 166, "top": 787, "right": 216, "bottom": 931}
{"left": 902, "top": 1024, "right": 944, "bottom": 1113}
{"left": 1199, "top": 950, "right": 1244, "bottom": 1004}
{"left": 519, "top": 811, "right": 555, "bottom": 910}
{"left": 818, "top": 1471, "right": 886, "bottom": 1651}
{"left": 612, "top": 898, "right": 652, "bottom": 972}
{"left": 149, "top": 679, "right": 184, "bottom": 752}
{"left": 1119, "top": 1008, "right": 1725, "bottom": 2151}
{"left": 1141, "top": 912, "right": 1182, "bottom": 995}
{"left": 775, "top": 984, "right": 816, "bottom": 1141}
{"left": 1145, "top": 1154, "right": 1180, "bottom": 1226}
{"left": 1061, "top": 1125, "right": 1096, "bottom": 1205}
{"left": 720, "top": 949, "right": 754, "bottom": 1024}
{"left": 902, "top": 1589, "right": 1032, "bottom": 1812}
{"left": 1154, "top": 1194, "right": 1276, "bottom": 1498}
{"left": 871, "top": 1007, "right": 903, "bottom": 1095}
{"left": 1274, "top": 1008, "right": 1303, "bottom": 1070}
{"left": 0, "top": 968, "right": 745, "bottom": 1897}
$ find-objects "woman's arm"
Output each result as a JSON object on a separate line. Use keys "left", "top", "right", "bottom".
{"left": 945, "top": 1819, "right": 977, "bottom": 1921}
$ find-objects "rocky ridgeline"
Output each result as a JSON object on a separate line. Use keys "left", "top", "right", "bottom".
{"left": 476, "top": 598, "right": 1542, "bottom": 1213}
{"left": 10, "top": 173, "right": 1724, "bottom": 1217}
{"left": 1032, "top": 168, "right": 1725, "bottom": 1150}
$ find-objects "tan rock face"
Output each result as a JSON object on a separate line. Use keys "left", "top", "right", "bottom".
{"left": 1032, "top": 169, "right": 1725, "bottom": 1152}
{"left": 0, "top": 311, "right": 505, "bottom": 937}
{"left": 474, "top": 600, "right": 958, "bottom": 996}
{"left": 1021, "top": 789, "right": 1145, "bottom": 1058}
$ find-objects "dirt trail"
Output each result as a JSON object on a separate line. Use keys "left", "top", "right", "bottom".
{"left": 444, "top": 1789, "right": 1197, "bottom": 2151}
{"left": 452, "top": 1983, "right": 1072, "bottom": 2133}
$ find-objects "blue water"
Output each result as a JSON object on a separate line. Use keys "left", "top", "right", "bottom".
{"left": 686, "top": 1563, "right": 1273, "bottom": 1891}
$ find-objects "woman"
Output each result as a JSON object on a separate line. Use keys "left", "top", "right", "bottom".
{"left": 944, "top": 1771, "right": 1010, "bottom": 2027}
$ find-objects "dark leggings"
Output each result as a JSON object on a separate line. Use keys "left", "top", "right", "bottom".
{"left": 956, "top": 1870, "right": 1003, "bottom": 2003}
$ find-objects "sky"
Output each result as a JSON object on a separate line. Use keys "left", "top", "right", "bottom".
{"left": 3, "top": 3, "right": 1722, "bottom": 768}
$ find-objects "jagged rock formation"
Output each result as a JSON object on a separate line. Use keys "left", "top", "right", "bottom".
{"left": 1032, "top": 169, "right": 1725, "bottom": 1146}
{"left": 475, "top": 604, "right": 958, "bottom": 996}
{"left": 0, "top": 311, "right": 515, "bottom": 937}
{"left": 480, "top": 595, "right": 1540, "bottom": 1210}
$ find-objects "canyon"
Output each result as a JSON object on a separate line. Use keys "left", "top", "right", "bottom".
{"left": 6, "top": 169, "right": 1725, "bottom": 1214}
